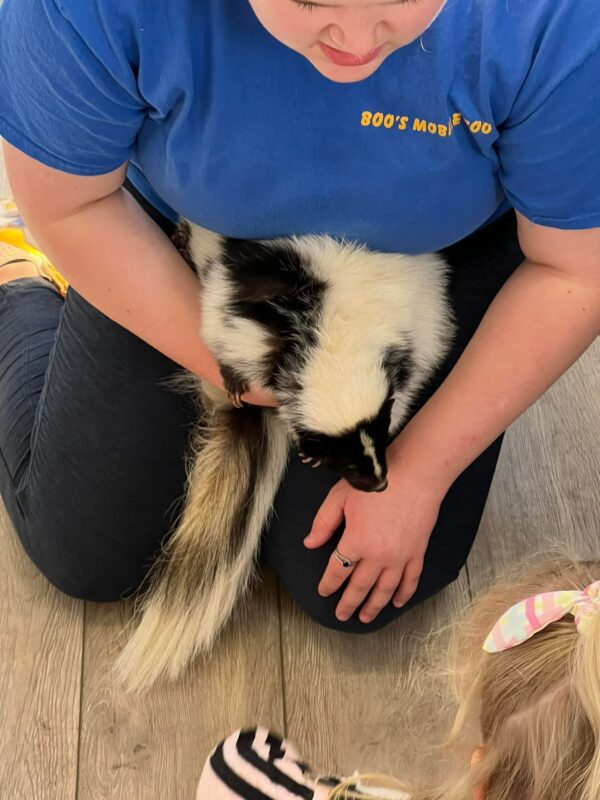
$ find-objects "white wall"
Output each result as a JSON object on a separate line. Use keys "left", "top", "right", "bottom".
{"left": 0, "top": 140, "right": 10, "bottom": 197}
{"left": 0, "top": 1, "right": 7, "bottom": 194}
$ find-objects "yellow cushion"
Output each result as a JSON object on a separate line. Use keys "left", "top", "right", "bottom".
{"left": 0, "top": 227, "right": 69, "bottom": 297}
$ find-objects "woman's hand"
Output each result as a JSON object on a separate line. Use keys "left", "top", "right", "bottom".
{"left": 304, "top": 465, "right": 447, "bottom": 623}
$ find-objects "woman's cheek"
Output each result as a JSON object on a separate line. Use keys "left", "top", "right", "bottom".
{"left": 278, "top": 22, "right": 320, "bottom": 51}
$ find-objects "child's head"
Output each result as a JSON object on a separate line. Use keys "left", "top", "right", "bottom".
{"left": 447, "top": 558, "right": 600, "bottom": 800}
{"left": 325, "top": 557, "right": 600, "bottom": 800}
{"left": 247, "top": 0, "right": 447, "bottom": 84}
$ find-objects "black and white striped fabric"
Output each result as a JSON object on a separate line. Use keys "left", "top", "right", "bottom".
{"left": 197, "top": 728, "right": 411, "bottom": 800}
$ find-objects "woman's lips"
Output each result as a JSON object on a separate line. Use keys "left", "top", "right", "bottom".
{"left": 318, "top": 42, "right": 383, "bottom": 67}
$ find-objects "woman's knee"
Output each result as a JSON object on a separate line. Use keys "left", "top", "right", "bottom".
{"left": 276, "top": 559, "right": 461, "bottom": 635}
{"left": 41, "top": 556, "right": 146, "bottom": 602}
{"left": 39, "top": 565, "right": 136, "bottom": 603}
{"left": 269, "top": 559, "right": 410, "bottom": 635}
{"left": 280, "top": 578, "right": 406, "bottom": 634}
{"left": 13, "top": 515, "right": 154, "bottom": 603}
{"left": 28, "top": 545, "right": 146, "bottom": 602}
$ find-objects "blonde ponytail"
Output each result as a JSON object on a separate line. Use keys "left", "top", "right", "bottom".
{"left": 574, "top": 610, "right": 600, "bottom": 799}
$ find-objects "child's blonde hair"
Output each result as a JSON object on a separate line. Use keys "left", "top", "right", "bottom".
{"left": 326, "top": 557, "right": 600, "bottom": 800}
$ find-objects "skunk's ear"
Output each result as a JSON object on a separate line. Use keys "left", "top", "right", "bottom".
{"left": 382, "top": 343, "right": 415, "bottom": 393}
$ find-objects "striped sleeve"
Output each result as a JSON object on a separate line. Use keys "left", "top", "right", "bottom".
{"left": 197, "top": 728, "right": 328, "bottom": 800}
{"left": 197, "top": 728, "right": 412, "bottom": 800}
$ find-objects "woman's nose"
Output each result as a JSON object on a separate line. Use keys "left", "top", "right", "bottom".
{"left": 328, "top": 18, "right": 387, "bottom": 55}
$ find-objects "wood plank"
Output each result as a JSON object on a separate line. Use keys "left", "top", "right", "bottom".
{"left": 77, "top": 572, "right": 284, "bottom": 800}
{"left": 280, "top": 574, "right": 470, "bottom": 781}
{"left": 469, "top": 339, "right": 600, "bottom": 594}
{"left": 0, "top": 501, "right": 83, "bottom": 800}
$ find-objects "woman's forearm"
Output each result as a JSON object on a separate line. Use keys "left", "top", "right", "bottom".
{"left": 23, "top": 187, "right": 224, "bottom": 386}
{"left": 388, "top": 258, "right": 600, "bottom": 494}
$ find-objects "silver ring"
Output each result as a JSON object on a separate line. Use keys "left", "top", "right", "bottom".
{"left": 334, "top": 548, "right": 358, "bottom": 569}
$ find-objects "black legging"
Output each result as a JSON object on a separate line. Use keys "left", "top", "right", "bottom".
{"left": 0, "top": 187, "right": 523, "bottom": 632}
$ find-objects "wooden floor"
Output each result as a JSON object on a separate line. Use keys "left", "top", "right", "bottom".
{"left": 0, "top": 339, "right": 596, "bottom": 799}
{"left": 1, "top": 149, "right": 599, "bottom": 798}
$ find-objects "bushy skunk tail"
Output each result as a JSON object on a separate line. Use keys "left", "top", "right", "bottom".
{"left": 116, "top": 384, "right": 289, "bottom": 692}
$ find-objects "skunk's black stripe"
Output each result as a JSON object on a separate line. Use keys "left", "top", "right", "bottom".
{"left": 221, "top": 237, "right": 326, "bottom": 385}
{"left": 210, "top": 743, "right": 275, "bottom": 800}
{"left": 236, "top": 730, "right": 314, "bottom": 799}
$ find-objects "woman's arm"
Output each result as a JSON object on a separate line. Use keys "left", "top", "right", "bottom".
{"left": 309, "top": 215, "right": 600, "bottom": 623}
{"left": 2, "top": 142, "right": 275, "bottom": 405}
{"left": 387, "top": 214, "right": 600, "bottom": 491}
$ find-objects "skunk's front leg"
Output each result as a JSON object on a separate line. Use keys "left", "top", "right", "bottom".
{"left": 220, "top": 364, "right": 250, "bottom": 408}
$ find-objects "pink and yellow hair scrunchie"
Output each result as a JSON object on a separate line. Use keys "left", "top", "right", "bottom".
{"left": 483, "top": 580, "right": 600, "bottom": 654}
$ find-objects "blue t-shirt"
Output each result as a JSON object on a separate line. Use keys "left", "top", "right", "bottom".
{"left": 0, "top": 0, "right": 599, "bottom": 254}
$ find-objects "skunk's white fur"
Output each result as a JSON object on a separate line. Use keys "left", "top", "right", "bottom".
{"left": 116, "top": 224, "right": 455, "bottom": 692}
{"left": 283, "top": 236, "right": 452, "bottom": 435}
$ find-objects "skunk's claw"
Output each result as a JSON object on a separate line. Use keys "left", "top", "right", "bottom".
{"left": 220, "top": 366, "right": 250, "bottom": 409}
{"left": 227, "top": 391, "right": 245, "bottom": 409}
{"left": 298, "top": 451, "right": 320, "bottom": 466}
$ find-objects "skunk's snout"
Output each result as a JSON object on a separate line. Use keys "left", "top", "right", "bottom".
{"left": 347, "top": 475, "right": 389, "bottom": 493}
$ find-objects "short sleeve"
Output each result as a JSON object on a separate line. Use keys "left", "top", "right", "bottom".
{"left": 0, "top": 0, "right": 146, "bottom": 175}
{"left": 496, "top": 5, "right": 600, "bottom": 230}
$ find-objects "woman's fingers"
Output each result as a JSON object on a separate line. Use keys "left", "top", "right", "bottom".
{"left": 393, "top": 557, "right": 424, "bottom": 608}
{"left": 241, "top": 385, "right": 278, "bottom": 407}
{"left": 317, "top": 544, "right": 361, "bottom": 599}
{"left": 319, "top": 552, "right": 421, "bottom": 623}
{"left": 308, "top": 474, "right": 435, "bottom": 622}
{"left": 304, "top": 483, "right": 348, "bottom": 549}
{"left": 358, "top": 568, "right": 403, "bottom": 623}
{"left": 331, "top": 561, "right": 382, "bottom": 622}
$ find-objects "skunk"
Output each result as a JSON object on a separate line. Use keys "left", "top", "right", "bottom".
{"left": 116, "top": 223, "right": 455, "bottom": 691}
